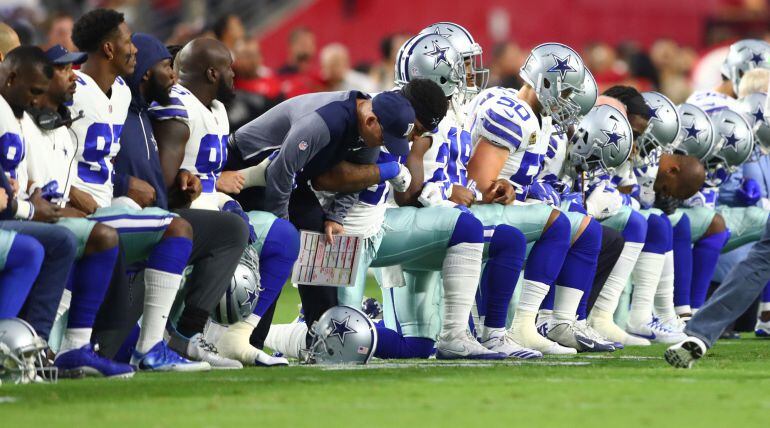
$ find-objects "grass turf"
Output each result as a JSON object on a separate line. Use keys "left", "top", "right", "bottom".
{"left": 2, "top": 280, "right": 770, "bottom": 427}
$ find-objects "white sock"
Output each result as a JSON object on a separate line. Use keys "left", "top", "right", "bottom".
{"left": 136, "top": 269, "right": 182, "bottom": 354}
{"left": 265, "top": 322, "right": 308, "bottom": 359}
{"left": 553, "top": 285, "right": 583, "bottom": 323}
{"left": 481, "top": 326, "right": 505, "bottom": 342}
{"left": 654, "top": 251, "right": 677, "bottom": 321}
{"left": 760, "top": 302, "right": 770, "bottom": 313}
{"left": 516, "top": 280, "right": 551, "bottom": 313}
{"left": 440, "top": 242, "right": 483, "bottom": 337}
{"left": 244, "top": 314, "right": 261, "bottom": 328}
{"left": 675, "top": 305, "right": 692, "bottom": 316}
{"left": 592, "top": 242, "right": 644, "bottom": 313}
{"left": 59, "top": 328, "right": 91, "bottom": 353}
{"left": 56, "top": 289, "right": 72, "bottom": 320}
{"left": 628, "top": 251, "right": 665, "bottom": 327}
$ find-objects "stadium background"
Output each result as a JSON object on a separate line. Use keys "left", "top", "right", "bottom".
{"left": 4, "top": 0, "right": 770, "bottom": 131}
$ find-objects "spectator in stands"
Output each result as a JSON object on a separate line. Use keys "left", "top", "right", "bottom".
{"left": 369, "top": 33, "right": 409, "bottom": 91}
{"left": 43, "top": 12, "right": 76, "bottom": 52}
{"left": 228, "top": 37, "right": 285, "bottom": 129}
{"left": 489, "top": 41, "right": 524, "bottom": 89}
{"left": 319, "top": 43, "right": 375, "bottom": 93}
{"left": 277, "top": 27, "right": 316, "bottom": 76}
{"left": 212, "top": 14, "right": 245, "bottom": 53}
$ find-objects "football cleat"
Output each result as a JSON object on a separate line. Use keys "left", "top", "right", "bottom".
{"left": 216, "top": 321, "right": 289, "bottom": 366}
{"left": 509, "top": 313, "right": 577, "bottom": 355}
{"left": 436, "top": 330, "right": 507, "bottom": 360}
{"left": 480, "top": 330, "right": 543, "bottom": 359}
{"left": 54, "top": 344, "right": 134, "bottom": 379}
{"left": 755, "top": 319, "right": 770, "bottom": 337}
{"left": 575, "top": 319, "right": 617, "bottom": 352}
{"left": 130, "top": 341, "right": 211, "bottom": 372}
{"left": 664, "top": 336, "right": 707, "bottom": 369}
{"left": 588, "top": 310, "right": 650, "bottom": 346}
{"left": 627, "top": 318, "right": 688, "bottom": 344}
{"left": 547, "top": 322, "right": 615, "bottom": 353}
{"left": 168, "top": 332, "right": 242, "bottom": 370}
{"left": 536, "top": 311, "right": 552, "bottom": 337}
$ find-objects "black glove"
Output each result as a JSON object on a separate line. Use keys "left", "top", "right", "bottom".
{"left": 654, "top": 192, "right": 680, "bottom": 216}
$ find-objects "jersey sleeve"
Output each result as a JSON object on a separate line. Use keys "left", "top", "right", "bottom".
{"left": 473, "top": 103, "right": 528, "bottom": 153}
{"left": 148, "top": 96, "right": 190, "bottom": 124}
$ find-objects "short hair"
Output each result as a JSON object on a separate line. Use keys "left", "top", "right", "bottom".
{"left": 401, "top": 78, "right": 448, "bottom": 130}
{"left": 738, "top": 68, "right": 770, "bottom": 97}
{"left": 603, "top": 85, "right": 650, "bottom": 119}
{"left": 3, "top": 46, "right": 53, "bottom": 79}
{"left": 166, "top": 44, "right": 183, "bottom": 67}
{"left": 72, "top": 8, "right": 125, "bottom": 53}
{"left": 211, "top": 14, "right": 234, "bottom": 40}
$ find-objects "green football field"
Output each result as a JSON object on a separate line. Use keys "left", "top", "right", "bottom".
{"left": 3, "top": 280, "right": 770, "bottom": 427}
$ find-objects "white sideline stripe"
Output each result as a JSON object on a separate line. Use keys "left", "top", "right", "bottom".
{"left": 97, "top": 217, "right": 174, "bottom": 229}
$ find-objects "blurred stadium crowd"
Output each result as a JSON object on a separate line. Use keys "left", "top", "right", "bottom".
{"left": 4, "top": 0, "right": 770, "bottom": 130}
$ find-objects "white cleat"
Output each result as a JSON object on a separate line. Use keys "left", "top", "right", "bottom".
{"left": 480, "top": 330, "right": 543, "bottom": 359}
{"left": 665, "top": 336, "right": 707, "bottom": 369}
{"left": 509, "top": 316, "right": 577, "bottom": 355}
{"left": 168, "top": 332, "right": 243, "bottom": 370}
{"left": 547, "top": 322, "right": 615, "bottom": 353}
{"left": 588, "top": 310, "right": 650, "bottom": 346}
{"left": 436, "top": 330, "right": 507, "bottom": 360}
{"left": 217, "top": 321, "right": 289, "bottom": 367}
{"left": 755, "top": 319, "right": 770, "bottom": 337}
{"left": 627, "top": 318, "right": 687, "bottom": 344}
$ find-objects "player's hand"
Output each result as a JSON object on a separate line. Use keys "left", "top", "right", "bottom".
{"left": 0, "top": 188, "right": 7, "bottom": 211}
{"left": 217, "top": 171, "right": 245, "bottom": 194}
{"left": 324, "top": 220, "right": 344, "bottom": 244}
{"left": 30, "top": 188, "right": 61, "bottom": 223}
{"left": 737, "top": 178, "right": 761, "bottom": 206}
{"left": 484, "top": 179, "right": 516, "bottom": 205}
{"left": 127, "top": 176, "right": 156, "bottom": 208}
{"left": 449, "top": 185, "right": 474, "bottom": 207}
{"left": 59, "top": 207, "right": 87, "bottom": 218}
{"left": 8, "top": 177, "right": 19, "bottom": 197}
{"left": 177, "top": 170, "right": 202, "bottom": 201}
{"left": 388, "top": 164, "right": 412, "bottom": 193}
{"left": 67, "top": 187, "right": 98, "bottom": 215}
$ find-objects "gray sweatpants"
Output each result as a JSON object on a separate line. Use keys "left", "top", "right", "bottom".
{"left": 685, "top": 216, "right": 770, "bottom": 347}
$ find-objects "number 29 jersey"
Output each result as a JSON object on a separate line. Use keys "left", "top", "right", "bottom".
{"left": 464, "top": 86, "right": 549, "bottom": 188}
{"left": 69, "top": 71, "right": 132, "bottom": 208}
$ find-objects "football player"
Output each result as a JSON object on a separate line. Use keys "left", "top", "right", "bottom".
{"left": 67, "top": 9, "right": 206, "bottom": 372}
{"left": 17, "top": 44, "right": 135, "bottom": 378}
{"left": 148, "top": 37, "right": 299, "bottom": 366}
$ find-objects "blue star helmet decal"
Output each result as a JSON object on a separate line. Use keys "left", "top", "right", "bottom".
{"left": 547, "top": 54, "right": 576, "bottom": 80}
{"left": 329, "top": 316, "right": 356, "bottom": 345}
{"left": 242, "top": 287, "right": 258, "bottom": 307}
{"left": 750, "top": 50, "right": 765, "bottom": 66}
{"left": 722, "top": 130, "right": 741, "bottom": 152}
{"left": 752, "top": 106, "right": 765, "bottom": 123}
{"left": 683, "top": 121, "right": 703, "bottom": 140}
{"left": 648, "top": 105, "right": 661, "bottom": 121}
{"left": 601, "top": 121, "right": 625, "bottom": 151}
{"left": 426, "top": 40, "right": 451, "bottom": 70}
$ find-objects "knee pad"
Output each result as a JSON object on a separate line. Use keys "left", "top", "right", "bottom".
{"left": 545, "top": 212, "right": 571, "bottom": 240}
{"left": 448, "top": 212, "right": 483, "bottom": 246}
{"left": 488, "top": 224, "right": 526, "bottom": 259}
{"left": 643, "top": 214, "right": 670, "bottom": 254}
{"left": 623, "top": 210, "right": 648, "bottom": 244}
{"left": 263, "top": 218, "right": 300, "bottom": 260}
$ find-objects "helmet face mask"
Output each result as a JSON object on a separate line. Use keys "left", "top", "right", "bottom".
{"left": 519, "top": 43, "right": 586, "bottom": 129}
{"left": 302, "top": 306, "right": 377, "bottom": 365}
{"left": 420, "top": 22, "right": 488, "bottom": 96}
{"left": 0, "top": 318, "right": 56, "bottom": 384}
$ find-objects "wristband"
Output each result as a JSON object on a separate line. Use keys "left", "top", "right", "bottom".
{"left": 377, "top": 162, "right": 400, "bottom": 182}
{"left": 14, "top": 200, "right": 33, "bottom": 220}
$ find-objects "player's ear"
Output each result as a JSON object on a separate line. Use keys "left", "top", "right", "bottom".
{"left": 5, "top": 71, "right": 15, "bottom": 87}
{"left": 206, "top": 67, "right": 217, "bottom": 84}
{"left": 103, "top": 40, "right": 115, "bottom": 61}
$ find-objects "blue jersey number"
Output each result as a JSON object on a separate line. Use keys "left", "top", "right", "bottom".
{"left": 77, "top": 123, "right": 122, "bottom": 184}
{"left": 194, "top": 134, "right": 229, "bottom": 191}
{"left": 447, "top": 127, "right": 471, "bottom": 186}
{"left": 496, "top": 96, "right": 531, "bottom": 121}
{"left": 0, "top": 132, "right": 25, "bottom": 179}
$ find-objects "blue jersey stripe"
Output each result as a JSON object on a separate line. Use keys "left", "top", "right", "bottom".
{"left": 486, "top": 109, "right": 523, "bottom": 138}
{"left": 482, "top": 120, "right": 522, "bottom": 150}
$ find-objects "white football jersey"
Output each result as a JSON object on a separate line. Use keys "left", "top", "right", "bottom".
{"left": 686, "top": 90, "right": 738, "bottom": 114}
{"left": 0, "top": 95, "right": 26, "bottom": 180}
{"left": 149, "top": 84, "right": 230, "bottom": 205}
{"left": 465, "top": 87, "right": 549, "bottom": 187}
{"left": 20, "top": 113, "right": 77, "bottom": 206}
{"left": 69, "top": 71, "right": 132, "bottom": 208}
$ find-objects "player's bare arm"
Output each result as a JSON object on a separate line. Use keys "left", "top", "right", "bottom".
{"left": 467, "top": 137, "right": 510, "bottom": 196}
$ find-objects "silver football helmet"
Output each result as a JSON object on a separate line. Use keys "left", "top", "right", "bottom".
{"left": 420, "top": 22, "right": 488, "bottom": 94}
{"left": 395, "top": 33, "right": 466, "bottom": 102}
{"left": 212, "top": 246, "right": 261, "bottom": 325}
{"left": 568, "top": 104, "right": 633, "bottom": 176}
{"left": 706, "top": 108, "right": 755, "bottom": 173}
{"left": 304, "top": 306, "right": 377, "bottom": 365}
{"left": 0, "top": 318, "right": 56, "bottom": 384}
{"left": 672, "top": 103, "right": 715, "bottom": 161}
{"left": 638, "top": 91, "right": 680, "bottom": 159}
{"left": 519, "top": 43, "right": 586, "bottom": 129}
{"left": 721, "top": 39, "right": 770, "bottom": 96}
{"left": 573, "top": 67, "right": 598, "bottom": 117}
{"left": 736, "top": 92, "right": 770, "bottom": 154}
